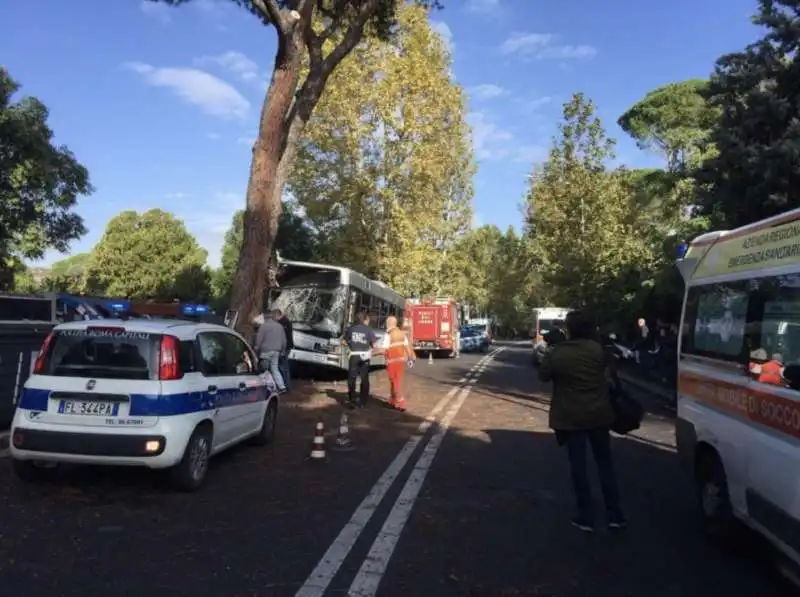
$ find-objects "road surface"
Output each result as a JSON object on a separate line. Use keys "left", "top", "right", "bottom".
{"left": 0, "top": 343, "right": 790, "bottom": 596}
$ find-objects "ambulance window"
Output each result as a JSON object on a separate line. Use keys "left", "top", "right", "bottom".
{"left": 748, "top": 274, "right": 800, "bottom": 391}
{"left": 684, "top": 281, "right": 749, "bottom": 362}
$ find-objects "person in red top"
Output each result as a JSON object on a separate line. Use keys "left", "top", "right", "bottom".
{"left": 378, "top": 315, "right": 416, "bottom": 411}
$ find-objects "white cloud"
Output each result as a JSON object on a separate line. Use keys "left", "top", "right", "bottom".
{"left": 237, "top": 136, "right": 255, "bottom": 146}
{"left": 467, "top": 0, "right": 500, "bottom": 13}
{"left": 139, "top": 0, "right": 171, "bottom": 24}
{"left": 165, "top": 192, "right": 191, "bottom": 200}
{"left": 467, "top": 111, "right": 513, "bottom": 161}
{"left": 430, "top": 20, "right": 454, "bottom": 53}
{"left": 196, "top": 51, "right": 265, "bottom": 87}
{"left": 469, "top": 84, "right": 507, "bottom": 100}
{"left": 513, "top": 144, "right": 548, "bottom": 164}
{"left": 206, "top": 132, "right": 221, "bottom": 140}
{"left": 500, "top": 32, "right": 597, "bottom": 60}
{"left": 123, "top": 62, "right": 250, "bottom": 120}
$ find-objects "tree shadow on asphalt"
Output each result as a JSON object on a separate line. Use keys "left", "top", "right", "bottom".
{"left": 405, "top": 426, "right": 791, "bottom": 597}
{"left": 0, "top": 390, "right": 795, "bottom": 597}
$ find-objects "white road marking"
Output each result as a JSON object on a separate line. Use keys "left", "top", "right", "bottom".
{"left": 347, "top": 348, "right": 503, "bottom": 596}
{"left": 294, "top": 351, "right": 498, "bottom": 597}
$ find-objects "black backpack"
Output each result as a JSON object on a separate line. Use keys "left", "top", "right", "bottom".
{"left": 608, "top": 379, "right": 644, "bottom": 435}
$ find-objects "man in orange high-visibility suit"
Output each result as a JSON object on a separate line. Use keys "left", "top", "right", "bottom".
{"left": 379, "top": 315, "right": 416, "bottom": 411}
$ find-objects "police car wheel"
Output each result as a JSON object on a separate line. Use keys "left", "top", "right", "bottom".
{"left": 12, "top": 459, "right": 58, "bottom": 483}
{"left": 170, "top": 426, "right": 212, "bottom": 492}
{"left": 252, "top": 399, "right": 278, "bottom": 446}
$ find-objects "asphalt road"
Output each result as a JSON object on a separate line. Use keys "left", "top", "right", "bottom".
{"left": 0, "top": 343, "right": 791, "bottom": 596}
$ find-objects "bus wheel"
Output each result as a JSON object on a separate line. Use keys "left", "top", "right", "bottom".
{"left": 695, "top": 449, "right": 737, "bottom": 544}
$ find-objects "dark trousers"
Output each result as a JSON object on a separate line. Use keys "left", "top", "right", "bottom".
{"left": 347, "top": 355, "right": 370, "bottom": 405}
{"left": 279, "top": 353, "right": 291, "bottom": 390}
{"left": 563, "top": 427, "right": 624, "bottom": 524}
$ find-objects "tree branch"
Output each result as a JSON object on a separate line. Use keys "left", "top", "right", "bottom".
{"left": 254, "top": 0, "right": 289, "bottom": 36}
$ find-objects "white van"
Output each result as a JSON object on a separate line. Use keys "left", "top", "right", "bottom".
{"left": 10, "top": 318, "right": 279, "bottom": 491}
{"left": 676, "top": 207, "right": 800, "bottom": 579}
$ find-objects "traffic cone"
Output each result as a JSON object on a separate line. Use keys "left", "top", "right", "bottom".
{"left": 331, "top": 412, "right": 354, "bottom": 451}
{"left": 428, "top": 352, "right": 434, "bottom": 365}
{"left": 309, "top": 420, "right": 327, "bottom": 462}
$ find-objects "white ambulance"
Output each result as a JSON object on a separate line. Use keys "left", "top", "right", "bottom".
{"left": 676, "top": 207, "right": 800, "bottom": 581}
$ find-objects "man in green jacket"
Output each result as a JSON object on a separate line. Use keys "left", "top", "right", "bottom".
{"left": 539, "top": 310, "right": 626, "bottom": 533}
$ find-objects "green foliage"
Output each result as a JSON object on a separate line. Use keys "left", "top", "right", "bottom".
{"left": 617, "top": 79, "right": 719, "bottom": 172}
{"left": 83, "top": 209, "right": 211, "bottom": 300}
{"left": 148, "top": 0, "right": 442, "bottom": 38}
{"left": 291, "top": 3, "right": 473, "bottom": 296}
{"left": 525, "top": 93, "right": 661, "bottom": 318}
{"left": 696, "top": 0, "right": 800, "bottom": 228}
{"left": 0, "top": 67, "right": 92, "bottom": 289}
{"left": 212, "top": 203, "right": 317, "bottom": 307}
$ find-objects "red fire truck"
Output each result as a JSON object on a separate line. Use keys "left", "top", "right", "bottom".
{"left": 407, "top": 297, "right": 461, "bottom": 358}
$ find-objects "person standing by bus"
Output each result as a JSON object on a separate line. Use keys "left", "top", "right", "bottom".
{"left": 276, "top": 309, "right": 294, "bottom": 391}
{"left": 342, "top": 313, "right": 379, "bottom": 409}
{"left": 378, "top": 315, "right": 416, "bottom": 411}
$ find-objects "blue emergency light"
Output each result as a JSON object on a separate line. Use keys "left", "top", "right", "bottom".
{"left": 108, "top": 301, "right": 129, "bottom": 312}
{"left": 181, "top": 304, "right": 210, "bottom": 316}
{"left": 676, "top": 242, "right": 689, "bottom": 260}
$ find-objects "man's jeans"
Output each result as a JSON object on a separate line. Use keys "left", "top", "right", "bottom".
{"left": 278, "top": 353, "right": 291, "bottom": 391}
{"left": 261, "top": 351, "right": 286, "bottom": 391}
{"left": 563, "top": 427, "right": 624, "bottom": 525}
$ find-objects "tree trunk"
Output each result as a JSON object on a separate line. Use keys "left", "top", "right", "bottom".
{"left": 229, "top": 34, "right": 304, "bottom": 338}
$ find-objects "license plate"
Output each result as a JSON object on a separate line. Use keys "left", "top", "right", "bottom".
{"left": 58, "top": 400, "right": 120, "bottom": 417}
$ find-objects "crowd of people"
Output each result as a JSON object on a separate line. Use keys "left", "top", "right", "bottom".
{"left": 252, "top": 310, "right": 417, "bottom": 411}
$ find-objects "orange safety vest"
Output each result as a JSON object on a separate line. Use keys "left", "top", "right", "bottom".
{"left": 385, "top": 327, "right": 409, "bottom": 365}
{"left": 760, "top": 360, "right": 784, "bottom": 385}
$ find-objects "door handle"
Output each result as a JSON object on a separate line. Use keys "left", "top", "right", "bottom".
{"left": 207, "top": 385, "right": 218, "bottom": 395}
{"left": 238, "top": 382, "right": 248, "bottom": 392}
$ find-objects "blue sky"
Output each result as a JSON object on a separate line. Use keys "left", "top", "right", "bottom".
{"left": 1, "top": 0, "right": 761, "bottom": 268}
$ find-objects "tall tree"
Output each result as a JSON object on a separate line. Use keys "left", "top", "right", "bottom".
{"left": 150, "top": 0, "right": 442, "bottom": 333}
{"left": 41, "top": 252, "right": 91, "bottom": 293}
{"left": 524, "top": 93, "right": 658, "bottom": 314}
{"left": 290, "top": 2, "right": 473, "bottom": 296}
{"left": 83, "top": 209, "right": 211, "bottom": 300}
{"left": 0, "top": 68, "right": 92, "bottom": 290}
{"left": 212, "top": 202, "right": 317, "bottom": 307}
{"left": 617, "top": 79, "right": 718, "bottom": 173}
{"left": 696, "top": 0, "right": 800, "bottom": 228}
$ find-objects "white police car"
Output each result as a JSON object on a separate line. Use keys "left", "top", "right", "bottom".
{"left": 10, "top": 318, "right": 279, "bottom": 491}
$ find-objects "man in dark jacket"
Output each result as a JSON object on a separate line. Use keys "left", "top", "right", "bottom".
{"left": 539, "top": 310, "right": 626, "bottom": 533}
{"left": 276, "top": 309, "right": 294, "bottom": 391}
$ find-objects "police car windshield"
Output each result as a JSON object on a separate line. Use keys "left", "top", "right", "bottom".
{"left": 39, "top": 328, "right": 158, "bottom": 380}
{"left": 270, "top": 286, "right": 347, "bottom": 337}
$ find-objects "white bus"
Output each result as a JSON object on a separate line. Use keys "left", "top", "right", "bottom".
{"left": 267, "top": 258, "right": 407, "bottom": 370}
{"left": 675, "top": 207, "right": 800, "bottom": 582}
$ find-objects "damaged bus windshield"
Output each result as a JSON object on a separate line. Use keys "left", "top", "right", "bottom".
{"left": 269, "top": 269, "right": 347, "bottom": 339}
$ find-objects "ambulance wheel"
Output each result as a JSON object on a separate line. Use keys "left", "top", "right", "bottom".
{"left": 12, "top": 459, "right": 58, "bottom": 483}
{"left": 252, "top": 399, "right": 278, "bottom": 446}
{"left": 170, "top": 425, "right": 212, "bottom": 492}
{"left": 695, "top": 449, "right": 737, "bottom": 544}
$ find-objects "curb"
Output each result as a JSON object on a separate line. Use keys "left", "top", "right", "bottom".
{"left": 0, "top": 431, "right": 9, "bottom": 459}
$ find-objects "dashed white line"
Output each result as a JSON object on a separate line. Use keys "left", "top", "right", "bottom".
{"left": 294, "top": 351, "right": 498, "bottom": 597}
{"left": 347, "top": 348, "right": 503, "bottom": 596}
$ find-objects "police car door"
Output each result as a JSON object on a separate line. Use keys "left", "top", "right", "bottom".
{"left": 220, "top": 331, "right": 265, "bottom": 438}
{"left": 196, "top": 332, "right": 240, "bottom": 448}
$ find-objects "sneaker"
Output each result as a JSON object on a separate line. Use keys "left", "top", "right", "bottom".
{"left": 608, "top": 518, "right": 628, "bottom": 530}
{"left": 571, "top": 519, "right": 594, "bottom": 533}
